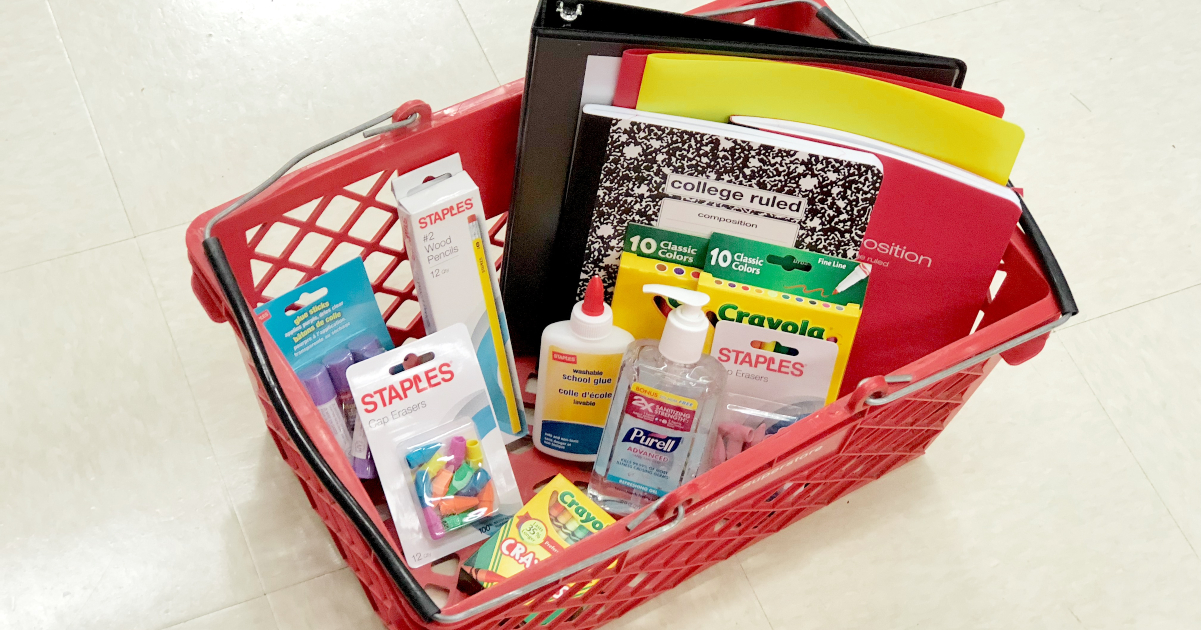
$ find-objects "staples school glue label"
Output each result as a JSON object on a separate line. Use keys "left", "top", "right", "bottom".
{"left": 604, "top": 383, "right": 698, "bottom": 498}
{"left": 538, "top": 347, "right": 624, "bottom": 455}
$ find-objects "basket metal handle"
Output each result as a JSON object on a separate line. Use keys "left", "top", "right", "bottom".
{"left": 864, "top": 192, "right": 1078, "bottom": 406}
{"left": 199, "top": 105, "right": 689, "bottom": 624}
{"left": 434, "top": 500, "right": 687, "bottom": 623}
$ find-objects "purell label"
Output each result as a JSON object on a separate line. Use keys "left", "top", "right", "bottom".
{"left": 605, "top": 383, "right": 698, "bottom": 497}
{"left": 620, "top": 427, "right": 682, "bottom": 453}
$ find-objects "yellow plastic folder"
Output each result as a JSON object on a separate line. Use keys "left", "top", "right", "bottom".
{"left": 635, "top": 54, "right": 1024, "bottom": 185}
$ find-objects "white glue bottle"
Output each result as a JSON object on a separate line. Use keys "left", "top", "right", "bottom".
{"left": 534, "top": 276, "right": 634, "bottom": 462}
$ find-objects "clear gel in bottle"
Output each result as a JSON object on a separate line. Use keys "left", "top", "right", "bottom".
{"left": 588, "top": 285, "right": 726, "bottom": 516}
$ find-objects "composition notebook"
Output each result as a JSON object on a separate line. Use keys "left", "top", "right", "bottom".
{"left": 633, "top": 54, "right": 1024, "bottom": 185}
{"left": 537, "top": 105, "right": 883, "bottom": 338}
{"left": 732, "top": 116, "right": 1023, "bottom": 394}
{"left": 500, "top": 0, "right": 968, "bottom": 354}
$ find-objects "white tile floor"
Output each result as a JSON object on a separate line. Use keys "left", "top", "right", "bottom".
{"left": 2, "top": 0, "right": 1198, "bottom": 628}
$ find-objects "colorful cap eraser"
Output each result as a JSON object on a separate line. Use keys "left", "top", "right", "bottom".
{"left": 477, "top": 481, "right": 496, "bottom": 513}
{"left": 749, "top": 422, "right": 768, "bottom": 447}
{"left": 448, "top": 462, "right": 475, "bottom": 495}
{"left": 431, "top": 468, "right": 454, "bottom": 498}
{"left": 711, "top": 436, "right": 727, "bottom": 467}
{"left": 465, "top": 440, "right": 483, "bottom": 467}
{"left": 437, "top": 496, "right": 480, "bottom": 516}
{"left": 459, "top": 468, "right": 491, "bottom": 497}
{"left": 442, "top": 508, "right": 486, "bottom": 531}
{"left": 413, "top": 469, "right": 433, "bottom": 508}
{"left": 447, "top": 436, "right": 467, "bottom": 470}
{"left": 423, "top": 506, "right": 446, "bottom": 539}
{"left": 424, "top": 450, "right": 448, "bottom": 477}
{"left": 405, "top": 443, "right": 441, "bottom": 469}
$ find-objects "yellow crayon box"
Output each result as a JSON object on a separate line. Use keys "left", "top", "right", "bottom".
{"left": 697, "top": 272, "right": 862, "bottom": 403}
{"left": 611, "top": 252, "right": 703, "bottom": 341}
{"left": 459, "top": 475, "right": 615, "bottom": 594}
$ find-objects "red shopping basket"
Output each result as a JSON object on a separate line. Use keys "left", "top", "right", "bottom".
{"left": 186, "top": 1, "right": 1076, "bottom": 628}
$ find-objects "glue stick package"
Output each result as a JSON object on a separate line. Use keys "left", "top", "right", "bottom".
{"left": 346, "top": 323, "right": 522, "bottom": 566}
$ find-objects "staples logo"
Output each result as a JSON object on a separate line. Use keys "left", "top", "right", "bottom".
{"left": 621, "top": 427, "right": 681, "bottom": 453}
{"left": 417, "top": 196, "right": 474, "bottom": 230}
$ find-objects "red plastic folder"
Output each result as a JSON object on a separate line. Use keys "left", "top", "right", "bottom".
{"left": 730, "top": 117, "right": 1022, "bottom": 394}
{"left": 612, "top": 50, "right": 1005, "bottom": 116}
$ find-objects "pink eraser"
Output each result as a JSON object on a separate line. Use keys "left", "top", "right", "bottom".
{"left": 447, "top": 436, "right": 467, "bottom": 471}
{"left": 712, "top": 437, "right": 727, "bottom": 467}
{"left": 423, "top": 506, "right": 446, "bottom": 539}
{"left": 750, "top": 423, "right": 768, "bottom": 447}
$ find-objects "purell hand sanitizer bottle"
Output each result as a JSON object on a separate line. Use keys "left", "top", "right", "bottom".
{"left": 587, "top": 285, "right": 727, "bottom": 516}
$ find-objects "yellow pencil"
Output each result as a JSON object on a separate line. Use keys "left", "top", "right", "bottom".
{"left": 468, "top": 215, "right": 522, "bottom": 434}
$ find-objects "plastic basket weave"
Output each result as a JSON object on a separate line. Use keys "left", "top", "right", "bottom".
{"left": 185, "top": 2, "right": 1075, "bottom": 628}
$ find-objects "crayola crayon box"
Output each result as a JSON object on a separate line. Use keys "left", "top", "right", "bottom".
{"left": 698, "top": 272, "right": 862, "bottom": 404}
{"left": 459, "top": 474, "right": 615, "bottom": 594}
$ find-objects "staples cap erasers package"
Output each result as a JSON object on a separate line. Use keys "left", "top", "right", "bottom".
{"left": 345, "top": 323, "right": 522, "bottom": 567}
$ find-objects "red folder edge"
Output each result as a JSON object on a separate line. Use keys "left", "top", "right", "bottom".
{"left": 730, "top": 118, "right": 1022, "bottom": 394}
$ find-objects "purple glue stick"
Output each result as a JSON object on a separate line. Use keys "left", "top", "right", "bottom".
{"left": 322, "top": 349, "right": 357, "bottom": 431}
{"left": 348, "top": 333, "right": 386, "bottom": 362}
{"left": 298, "top": 364, "right": 353, "bottom": 459}
{"left": 347, "top": 333, "right": 387, "bottom": 480}
{"left": 324, "top": 348, "right": 376, "bottom": 479}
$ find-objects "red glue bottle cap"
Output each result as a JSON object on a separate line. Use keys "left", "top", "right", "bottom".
{"left": 571, "top": 275, "right": 613, "bottom": 340}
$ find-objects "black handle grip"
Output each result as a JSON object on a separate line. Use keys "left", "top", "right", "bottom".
{"left": 815, "top": 6, "right": 868, "bottom": 44}
{"left": 1013, "top": 192, "right": 1078, "bottom": 318}
{"left": 202, "top": 237, "right": 442, "bottom": 623}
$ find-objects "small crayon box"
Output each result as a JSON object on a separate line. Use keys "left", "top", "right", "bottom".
{"left": 611, "top": 225, "right": 710, "bottom": 342}
{"left": 347, "top": 324, "right": 522, "bottom": 567}
{"left": 458, "top": 475, "right": 615, "bottom": 594}
{"left": 704, "top": 233, "right": 870, "bottom": 307}
{"left": 698, "top": 272, "right": 862, "bottom": 404}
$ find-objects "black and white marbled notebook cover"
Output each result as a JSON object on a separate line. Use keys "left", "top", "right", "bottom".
{"left": 574, "top": 115, "right": 883, "bottom": 300}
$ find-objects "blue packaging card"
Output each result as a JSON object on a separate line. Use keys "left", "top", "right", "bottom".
{"left": 255, "top": 258, "right": 393, "bottom": 370}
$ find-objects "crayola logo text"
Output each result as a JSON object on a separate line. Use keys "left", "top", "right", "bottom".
{"left": 558, "top": 491, "right": 606, "bottom": 532}
{"left": 621, "top": 428, "right": 681, "bottom": 453}
{"left": 714, "top": 303, "right": 826, "bottom": 339}
{"left": 417, "top": 197, "right": 474, "bottom": 229}
{"left": 358, "top": 362, "right": 455, "bottom": 413}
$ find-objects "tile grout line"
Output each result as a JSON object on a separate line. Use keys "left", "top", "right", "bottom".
{"left": 42, "top": 0, "right": 137, "bottom": 237}
{"left": 1059, "top": 336, "right": 1201, "bottom": 561}
{"left": 262, "top": 566, "right": 353, "bottom": 630}
{"left": 869, "top": 0, "right": 1010, "bottom": 38}
{"left": 154, "top": 594, "right": 276, "bottom": 630}
{"left": 732, "top": 556, "right": 777, "bottom": 630}
{"left": 838, "top": 0, "right": 870, "bottom": 42}
{"left": 1060, "top": 280, "right": 1201, "bottom": 330}
{"left": 450, "top": 0, "right": 503, "bottom": 87}
{"left": 0, "top": 234, "right": 134, "bottom": 278}
{"left": 130, "top": 236, "right": 274, "bottom": 599}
